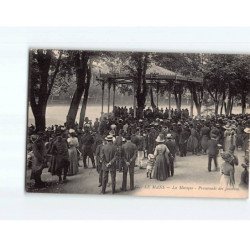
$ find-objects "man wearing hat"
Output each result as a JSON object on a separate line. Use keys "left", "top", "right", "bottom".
{"left": 100, "top": 135, "right": 118, "bottom": 194}
{"left": 165, "top": 133, "right": 176, "bottom": 176}
{"left": 121, "top": 134, "right": 138, "bottom": 191}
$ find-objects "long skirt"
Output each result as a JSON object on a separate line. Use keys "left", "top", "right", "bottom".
{"left": 201, "top": 135, "right": 209, "bottom": 152}
{"left": 136, "top": 150, "right": 144, "bottom": 167}
{"left": 220, "top": 174, "right": 233, "bottom": 189}
{"left": 235, "top": 134, "right": 243, "bottom": 148}
{"left": 224, "top": 137, "right": 232, "bottom": 152}
{"left": 30, "top": 156, "right": 44, "bottom": 180}
{"left": 152, "top": 154, "right": 168, "bottom": 181}
{"left": 68, "top": 147, "right": 79, "bottom": 176}
{"left": 187, "top": 135, "right": 198, "bottom": 152}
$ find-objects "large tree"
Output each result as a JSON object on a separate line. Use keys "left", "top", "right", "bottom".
{"left": 203, "top": 54, "right": 247, "bottom": 116}
{"left": 154, "top": 53, "right": 205, "bottom": 114}
{"left": 124, "top": 52, "right": 151, "bottom": 118}
{"left": 66, "top": 51, "right": 90, "bottom": 128}
{"left": 29, "top": 49, "right": 62, "bottom": 131}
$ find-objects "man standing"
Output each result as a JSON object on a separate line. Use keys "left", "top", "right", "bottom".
{"left": 179, "top": 126, "right": 190, "bottom": 157}
{"left": 207, "top": 135, "right": 219, "bottom": 172}
{"left": 30, "top": 132, "right": 46, "bottom": 188}
{"left": 95, "top": 138, "right": 105, "bottom": 187}
{"left": 51, "top": 131, "right": 70, "bottom": 183}
{"left": 165, "top": 133, "right": 177, "bottom": 177}
{"left": 100, "top": 135, "right": 117, "bottom": 194}
{"left": 121, "top": 134, "right": 138, "bottom": 191}
{"left": 81, "top": 125, "right": 96, "bottom": 169}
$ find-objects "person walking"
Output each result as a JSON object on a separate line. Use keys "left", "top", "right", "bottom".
{"left": 121, "top": 134, "right": 137, "bottom": 191}
{"left": 100, "top": 135, "right": 117, "bottom": 194}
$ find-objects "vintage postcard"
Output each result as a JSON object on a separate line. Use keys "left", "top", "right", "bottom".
{"left": 26, "top": 49, "right": 249, "bottom": 198}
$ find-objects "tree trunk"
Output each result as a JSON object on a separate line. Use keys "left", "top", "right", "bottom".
{"left": 192, "top": 88, "right": 203, "bottom": 117}
{"left": 150, "top": 86, "right": 156, "bottom": 110}
{"left": 220, "top": 101, "right": 224, "bottom": 115}
{"left": 66, "top": 52, "right": 89, "bottom": 128}
{"left": 230, "top": 97, "right": 234, "bottom": 115}
{"left": 174, "top": 90, "right": 181, "bottom": 111}
{"left": 135, "top": 53, "right": 149, "bottom": 118}
{"left": 29, "top": 49, "right": 61, "bottom": 131}
{"left": 215, "top": 101, "right": 219, "bottom": 116}
{"left": 225, "top": 93, "right": 232, "bottom": 116}
{"left": 33, "top": 102, "right": 47, "bottom": 131}
{"left": 79, "top": 66, "right": 91, "bottom": 128}
{"left": 242, "top": 91, "right": 246, "bottom": 115}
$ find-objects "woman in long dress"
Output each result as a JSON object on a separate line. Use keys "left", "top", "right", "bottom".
{"left": 220, "top": 152, "right": 235, "bottom": 189}
{"left": 223, "top": 125, "right": 232, "bottom": 151}
{"left": 153, "top": 134, "right": 170, "bottom": 181}
{"left": 187, "top": 126, "right": 199, "bottom": 154}
{"left": 200, "top": 125, "right": 210, "bottom": 154}
{"left": 67, "top": 130, "right": 79, "bottom": 176}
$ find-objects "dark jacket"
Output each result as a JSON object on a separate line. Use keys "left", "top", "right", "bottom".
{"left": 207, "top": 139, "right": 218, "bottom": 156}
{"left": 100, "top": 143, "right": 117, "bottom": 171}
{"left": 165, "top": 139, "right": 177, "bottom": 156}
{"left": 121, "top": 141, "right": 138, "bottom": 166}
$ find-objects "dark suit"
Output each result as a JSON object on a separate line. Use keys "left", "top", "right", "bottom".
{"left": 81, "top": 132, "right": 96, "bottom": 168}
{"left": 179, "top": 129, "right": 190, "bottom": 157}
{"left": 100, "top": 143, "right": 117, "bottom": 194}
{"left": 121, "top": 141, "right": 137, "bottom": 191}
{"left": 207, "top": 139, "right": 218, "bottom": 171}
{"left": 165, "top": 139, "right": 176, "bottom": 176}
{"left": 95, "top": 143, "right": 103, "bottom": 185}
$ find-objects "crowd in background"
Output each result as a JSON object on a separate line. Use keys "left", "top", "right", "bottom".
{"left": 27, "top": 106, "right": 249, "bottom": 193}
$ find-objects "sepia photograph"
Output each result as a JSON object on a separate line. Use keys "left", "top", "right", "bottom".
{"left": 25, "top": 49, "right": 250, "bottom": 198}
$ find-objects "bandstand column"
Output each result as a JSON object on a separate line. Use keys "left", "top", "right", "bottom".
{"left": 133, "top": 83, "right": 136, "bottom": 118}
{"left": 156, "top": 82, "right": 159, "bottom": 108}
{"left": 101, "top": 81, "right": 105, "bottom": 115}
{"left": 168, "top": 90, "right": 171, "bottom": 119}
{"left": 113, "top": 83, "right": 116, "bottom": 110}
{"left": 107, "top": 82, "right": 111, "bottom": 114}
{"left": 190, "top": 87, "right": 194, "bottom": 118}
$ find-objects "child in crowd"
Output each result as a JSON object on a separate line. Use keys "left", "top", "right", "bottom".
{"left": 146, "top": 154, "right": 155, "bottom": 179}
{"left": 239, "top": 154, "right": 249, "bottom": 189}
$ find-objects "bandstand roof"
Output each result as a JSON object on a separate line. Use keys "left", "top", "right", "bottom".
{"left": 95, "top": 63, "right": 203, "bottom": 85}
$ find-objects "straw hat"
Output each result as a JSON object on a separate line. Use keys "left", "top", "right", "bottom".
{"left": 166, "top": 133, "right": 172, "bottom": 139}
{"left": 148, "top": 154, "right": 155, "bottom": 160}
{"left": 69, "top": 129, "right": 75, "bottom": 134}
{"left": 105, "top": 135, "right": 114, "bottom": 141}
{"left": 156, "top": 134, "right": 165, "bottom": 143}
{"left": 244, "top": 119, "right": 250, "bottom": 133}
{"left": 223, "top": 124, "right": 231, "bottom": 130}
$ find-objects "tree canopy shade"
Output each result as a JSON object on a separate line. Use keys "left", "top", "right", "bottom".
{"left": 29, "top": 49, "right": 63, "bottom": 131}
{"left": 28, "top": 49, "right": 250, "bottom": 130}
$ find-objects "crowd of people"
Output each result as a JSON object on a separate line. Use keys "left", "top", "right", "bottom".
{"left": 27, "top": 106, "right": 250, "bottom": 193}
